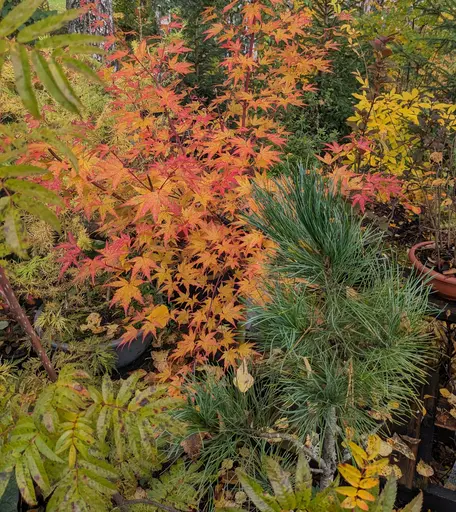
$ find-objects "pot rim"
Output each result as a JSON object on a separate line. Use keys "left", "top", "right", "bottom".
{"left": 409, "top": 241, "right": 456, "bottom": 284}
{"left": 50, "top": 332, "right": 151, "bottom": 352}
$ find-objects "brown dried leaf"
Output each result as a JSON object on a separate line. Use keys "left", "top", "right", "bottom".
{"left": 181, "top": 432, "right": 204, "bottom": 458}
{"left": 378, "top": 440, "right": 393, "bottom": 457}
{"left": 151, "top": 350, "right": 170, "bottom": 373}
{"left": 233, "top": 359, "right": 254, "bottom": 393}
{"left": 387, "top": 433, "right": 416, "bottom": 460}
{"left": 416, "top": 460, "right": 434, "bottom": 477}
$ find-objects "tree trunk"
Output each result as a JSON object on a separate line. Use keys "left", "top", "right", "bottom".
{"left": 66, "top": 0, "right": 114, "bottom": 37}
{"left": 0, "top": 266, "right": 57, "bottom": 382}
{"left": 320, "top": 407, "right": 338, "bottom": 489}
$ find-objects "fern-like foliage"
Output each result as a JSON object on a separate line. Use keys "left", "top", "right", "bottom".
{"left": 147, "top": 459, "right": 203, "bottom": 511}
{"left": 0, "top": 366, "right": 182, "bottom": 511}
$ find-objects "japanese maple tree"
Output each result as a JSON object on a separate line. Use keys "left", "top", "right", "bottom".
{"left": 48, "top": 0, "right": 331, "bottom": 377}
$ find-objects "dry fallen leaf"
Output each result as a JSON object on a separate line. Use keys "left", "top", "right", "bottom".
{"left": 235, "top": 491, "right": 247, "bottom": 505}
{"left": 80, "top": 312, "right": 104, "bottom": 333}
{"left": 416, "top": 460, "right": 434, "bottom": 477}
{"left": 151, "top": 350, "right": 170, "bottom": 373}
{"left": 380, "top": 464, "right": 402, "bottom": 479}
{"left": 181, "top": 432, "right": 207, "bottom": 458}
{"left": 387, "top": 433, "right": 416, "bottom": 460}
{"left": 430, "top": 151, "right": 443, "bottom": 163}
{"left": 441, "top": 388, "right": 456, "bottom": 407}
{"left": 274, "top": 417, "right": 289, "bottom": 430}
{"left": 379, "top": 440, "right": 393, "bottom": 457}
{"left": 233, "top": 359, "right": 254, "bottom": 393}
{"left": 346, "top": 287, "right": 360, "bottom": 300}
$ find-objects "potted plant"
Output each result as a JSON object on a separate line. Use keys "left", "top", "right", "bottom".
{"left": 8, "top": 216, "right": 156, "bottom": 371}
{"left": 407, "top": 103, "right": 456, "bottom": 300}
{"left": 34, "top": 288, "right": 153, "bottom": 371}
{"left": 246, "top": 168, "right": 433, "bottom": 487}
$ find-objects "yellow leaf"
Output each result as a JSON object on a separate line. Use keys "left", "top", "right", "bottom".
{"left": 440, "top": 388, "right": 451, "bottom": 398}
{"left": 378, "top": 440, "right": 393, "bottom": 457}
{"left": 336, "top": 486, "right": 358, "bottom": 497}
{"left": 146, "top": 304, "right": 170, "bottom": 329}
{"left": 341, "top": 496, "right": 357, "bottom": 509}
{"left": 364, "top": 458, "right": 389, "bottom": 477}
{"left": 359, "top": 477, "right": 379, "bottom": 489}
{"left": 233, "top": 359, "right": 254, "bottom": 393}
{"left": 349, "top": 441, "right": 368, "bottom": 464}
{"left": 69, "top": 444, "right": 76, "bottom": 468}
{"left": 366, "top": 434, "right": 381, "bottom": 460}
{"left": 356, "top": 498, "right": 369, "bottom": 511}
{"left": 416, "top": 460, "right": 434, "bottom": 477}
{"left": 338, "top": 463, "right": 362, "bottom": 487}
{"left": 358, "top": 490, "right": 375, "bottom": 502}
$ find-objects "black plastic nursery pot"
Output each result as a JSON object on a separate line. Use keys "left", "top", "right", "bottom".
{"left": 50, "top": 332, "right": 152, "bottom": 370}
{"left": 34, "top": 308, "right": 152, "bottom": 370}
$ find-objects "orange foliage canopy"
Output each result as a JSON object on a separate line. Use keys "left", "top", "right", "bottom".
{"left": 46, "top": 0, "right": 331, "bottom": 379}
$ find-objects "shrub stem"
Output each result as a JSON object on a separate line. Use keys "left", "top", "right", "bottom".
{"left": 0, "top": 266, "right": 57, "bottom": 382}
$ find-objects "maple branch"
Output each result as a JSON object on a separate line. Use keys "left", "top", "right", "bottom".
{"left": 88, "top": 179, "right": 126, "bottom": 202}
{"left": 47, "top": 148, "right": 126, "bottom": 202}
{"left": 110, "top": 150, "right": 152, "bottom": 191}
{"left": 241, "top": 31, "right": 256, "bottom": 130}
{"left": 119, "top": 40, "right": 187, "bottom": 157}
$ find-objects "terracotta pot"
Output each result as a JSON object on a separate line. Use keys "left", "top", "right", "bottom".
{"left": 409, "top": 241, "right": 456, "bottom": 301}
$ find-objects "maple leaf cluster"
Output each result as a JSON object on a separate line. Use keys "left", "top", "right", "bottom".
{"left": 43, "top": 0, "right": 331, "bottom": 377}
{"left": 318, "top": 137, "right": 411, "bottom": 213}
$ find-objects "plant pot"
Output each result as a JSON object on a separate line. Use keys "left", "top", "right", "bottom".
{"left": 409, "top": 241, "right": 456, "bottom": 301}
{"left": 34, "top": 310, "right": 151, "bottom": 369}
{"left": 51, "top": 333, "right": 152, "bottom": 370}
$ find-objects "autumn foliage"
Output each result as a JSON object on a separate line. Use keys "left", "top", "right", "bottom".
{"left": 37, "top": 0, "right": 332, "bottom": 377}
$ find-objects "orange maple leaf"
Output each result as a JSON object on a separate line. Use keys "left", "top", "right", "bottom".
{"left": 255, "top": 145, "right": 282, "bottom": 169}
{"left": 111, "top": 278, "right": 144, "bottom": 313}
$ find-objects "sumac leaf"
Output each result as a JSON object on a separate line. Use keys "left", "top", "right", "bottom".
{"left": 0, "top": 0, "right": 43, "bottom": 38}
{"left": 17, "top": 9, "right": 83, "bottom": 43}
{"left": 10, "top": 43, "right": 40, "bottom": 119}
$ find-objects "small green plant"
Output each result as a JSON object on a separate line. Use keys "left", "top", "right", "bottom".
{"left": 177, "top": 370, "right": 283, "bottom": 484}
{"left": 220, "top": 454, "right": 423, "bottom": 512}
{"left": 146, "top": 458, "right": 203, "bottom": 511}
